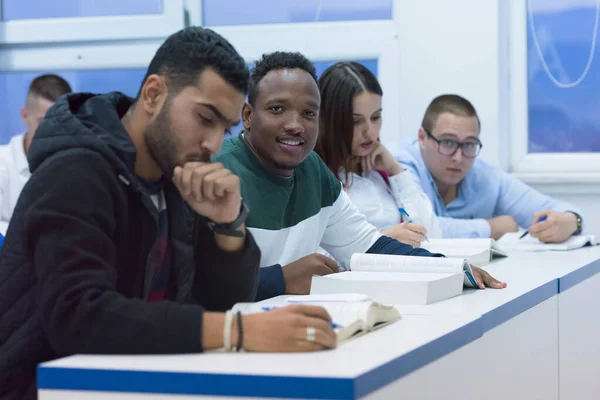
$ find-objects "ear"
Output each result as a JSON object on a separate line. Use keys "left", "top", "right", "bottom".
{"left": 139, "top": 74, "right": 167, "bottom": 117}
{"left": 20, "top": 107, "right": 28, "bottom": 123}
{"left": 418, "top": 127, "right": 427, "bottom": 150}
{"left": 242, "top": 101, "right": 253, "bottom": 131}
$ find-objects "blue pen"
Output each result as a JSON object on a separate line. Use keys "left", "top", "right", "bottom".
{"left": 261, "top": 306, "right": 343, "bottom": 329}
{"left": 519, "top": 215, "right": 548, "bottom": 239}
{"left": 398, "top": 208, "right": 430, "bottom": 243}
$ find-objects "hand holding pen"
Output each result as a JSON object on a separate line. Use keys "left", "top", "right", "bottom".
{"left": 523, "top": 210, "right": 579, "bottom": 243}
{"left": 519, "top": 215, "right": 548, "bottom": 239}
{"left": 381, "top": 208, "right": 429, "bottom": 247}
{"left": 398, "top": 208, "right": 430, "bottom": 243}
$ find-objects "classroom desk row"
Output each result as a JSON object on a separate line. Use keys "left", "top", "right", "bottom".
{"left": 38, "top": 247, "right": 600, "bottom": 400}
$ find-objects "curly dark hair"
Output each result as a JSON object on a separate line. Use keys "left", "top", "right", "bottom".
{"left": 248, "top": 51, "right": 317, "bottom": 106}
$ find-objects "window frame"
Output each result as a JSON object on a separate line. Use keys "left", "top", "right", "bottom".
{"left": 0, "top": 0, "right": 184, "bottom": 44}
{"left": 198, "top": 0, "right": 393, "bottom": 27}
{"left": 0, "top": 40, "right": 166, "bottom": 71}
{"left": 507, "top": 0, "right": 600, "bottom": 182}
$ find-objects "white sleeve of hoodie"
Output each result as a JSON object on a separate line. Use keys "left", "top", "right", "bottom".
{"left": 320, "top": 187, "right": 382, "bottom": 269}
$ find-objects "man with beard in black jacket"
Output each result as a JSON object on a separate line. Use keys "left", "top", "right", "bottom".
{"left": 0, "top": 27, "right": 336, "bottom": 400}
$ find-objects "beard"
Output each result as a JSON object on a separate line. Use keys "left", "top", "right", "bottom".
{"left": 144, "top": 99, "right": 210, "bottom": 181}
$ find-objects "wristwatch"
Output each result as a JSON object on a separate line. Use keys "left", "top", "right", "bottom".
{"left": 207, "top": 200, "right": 249, "bottom": 238}
{"left": 567, "top": 211, "right": 583, "bottom": 235}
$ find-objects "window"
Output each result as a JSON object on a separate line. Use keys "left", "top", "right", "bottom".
{"left": 527, "top": 0, "right": 600, "bottom": 153}
{"left": 202, "top": 0, "right": 392, "bottom": 26}
{"left": 508, "top": 0, "right": 600, "bottom": 175}
{"left": 2, "top": 0, "right": 163, "bottom": 20}
{"left": 192, "top": 0, "right": 398, "bottom": 147}
{"left": 0, "top": 69, "right": 145, "bottom": 144}
{"left": 1, "top": 1, "right": 399, "bottom": 152}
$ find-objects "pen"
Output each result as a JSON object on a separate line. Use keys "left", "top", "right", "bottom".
{"left": 398, "top": 208, "right": 430, "bottom": 243}
{"left": 519, "top": 215, "right": 548, "bottom": 239}
{"left": 261, "top": 307, "right": 343, "bottom": 329}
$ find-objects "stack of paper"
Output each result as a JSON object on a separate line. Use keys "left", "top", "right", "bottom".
{"left": 310, "top": 254, "right": 475, "bottom": 305}
{"left": 421, "top": 238, "right": 507, "bottom": 267}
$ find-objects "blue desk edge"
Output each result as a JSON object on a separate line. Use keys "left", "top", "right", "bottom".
{"left": 559, "top": 258, "right": 600, "bottom": 293}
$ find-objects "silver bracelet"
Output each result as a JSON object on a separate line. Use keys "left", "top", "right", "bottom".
{"left": 223, "top": 310, "right": 234, "bottom": 352}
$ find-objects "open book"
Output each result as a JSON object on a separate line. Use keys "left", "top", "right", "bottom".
{"left": 421, "top": 238, "right": 507, "bottom": 267}
{"left": 310, "top": 254, "right": 477, "bottom": 305}
{"left": 232, "top": 298, "right": 400, "bottom": 343}
{"left": 498, "top": 232, "right": 599, "bottom": 252}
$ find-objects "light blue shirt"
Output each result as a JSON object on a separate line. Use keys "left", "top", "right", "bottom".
{"left": 396, "top": 140, "right": 581, "bottom": 238}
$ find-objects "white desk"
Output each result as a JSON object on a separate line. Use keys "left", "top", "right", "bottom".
{"left": 38, "top": 247, "right": 600, "bottom": 400}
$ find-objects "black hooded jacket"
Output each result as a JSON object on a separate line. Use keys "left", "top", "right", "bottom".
{"left": 0, "top": 92, "right": 260, "bottom": 399}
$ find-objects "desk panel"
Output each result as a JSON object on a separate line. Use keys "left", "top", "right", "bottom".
{"left": 559, "top": 272, "right": 600, "bottom": 400}
{"left": 365, "top": 296, "right": 559, "bottom": 400}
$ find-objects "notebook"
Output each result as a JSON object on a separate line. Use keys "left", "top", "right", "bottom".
{"left": 498, "top": 232, "right": 599, "bottom": 252}
{"left": 310, "top": 254, "right": 476, "bottom": 305}
{"left": 232, "top": 299, "right": 401, "bottom": 343}
{"left": 421, "top": 238, "right": 507, "bottom": 267}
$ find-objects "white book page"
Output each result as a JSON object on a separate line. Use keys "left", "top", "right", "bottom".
{"left": 499, "top": 232, "right": 598, "bottom": 251}
{"left": 232, "top": 301, "right": 374, "bottom": 333}
{"left": 316, "top": 302, "right": 373, "bottom": 328}
{"left": 317, "top": 302, "right": 399, "bottom": 333}
{"left": 231, "top": 301, "right": 369, "bottom": 327}
{"left": 286, "top": 294, "right": 373, "bottom": 303}
{"left": 322, "top": 271, "right": 458, "bottom": 282}
{"left": 424, "top": 238, "right": 492, "bottom": 252}
{"left": 350, "top": 253, "right": 464, "bottom": 274}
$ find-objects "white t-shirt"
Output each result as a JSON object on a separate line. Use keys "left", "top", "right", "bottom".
{"left": 341, "top": 169, "right": 442, "bottom": 238}
{"left": 0, "top": 134, "right": 31, "bottom": 235}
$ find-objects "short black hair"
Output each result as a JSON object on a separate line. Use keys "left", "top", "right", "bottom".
{"left": 248, "top": 51, "right": 317, "bottom": 106}
{"left": 26, "top": 74, "right": 72, "bottom": 106}
{"left": 138, "top": 26, "right": 249, "bottom": 97}
{"left": 422, "top": 94, "right": 481, "bottom": 132}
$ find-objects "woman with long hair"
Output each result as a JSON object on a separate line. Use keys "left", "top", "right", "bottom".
{"left": 316, "top": 62, "right": 442, "bottom": 246}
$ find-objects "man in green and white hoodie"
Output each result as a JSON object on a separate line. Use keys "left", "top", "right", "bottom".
{"left": 215, "top": 52, "right": 506, "bottom": 301}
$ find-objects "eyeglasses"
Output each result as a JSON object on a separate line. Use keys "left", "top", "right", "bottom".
{"left": 424, "top": 128, "right": 482, "bottom": 158}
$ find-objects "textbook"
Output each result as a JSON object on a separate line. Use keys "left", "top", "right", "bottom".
{"left": 498, "top": 232, "right": 599, "bottom": 252}
{"left": 421, "top": 238, "right": 507, "bottom": 267}
{"left": 232, "top": 298, "right": 401, "bottom": 343}
{"left": 310, "top": 254, "right": 476, "bottom": 305}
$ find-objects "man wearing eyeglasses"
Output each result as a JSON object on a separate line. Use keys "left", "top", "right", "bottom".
{"left": 396, "top": 94, "right": 583, "bottom": 242}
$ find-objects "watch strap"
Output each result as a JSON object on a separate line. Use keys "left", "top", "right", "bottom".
{"left": 567, "top": 211, "right": 583, "bottom": 235}
{"left": 208, "top": 201, "right": 248, "bottom": 237}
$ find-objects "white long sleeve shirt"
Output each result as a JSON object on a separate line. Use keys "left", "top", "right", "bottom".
{"left": 342, "top": 169, "right": 443, "bottom": 238}
{"left": 0, "top": 134, "right": 30, "bottom": 235}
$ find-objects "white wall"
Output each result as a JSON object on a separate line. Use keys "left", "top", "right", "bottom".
{"left": 393, "top": 0, "right": 599, "bottom": 234}
{"left": 393, "top": 0, "right": 508, "bottom": 165}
